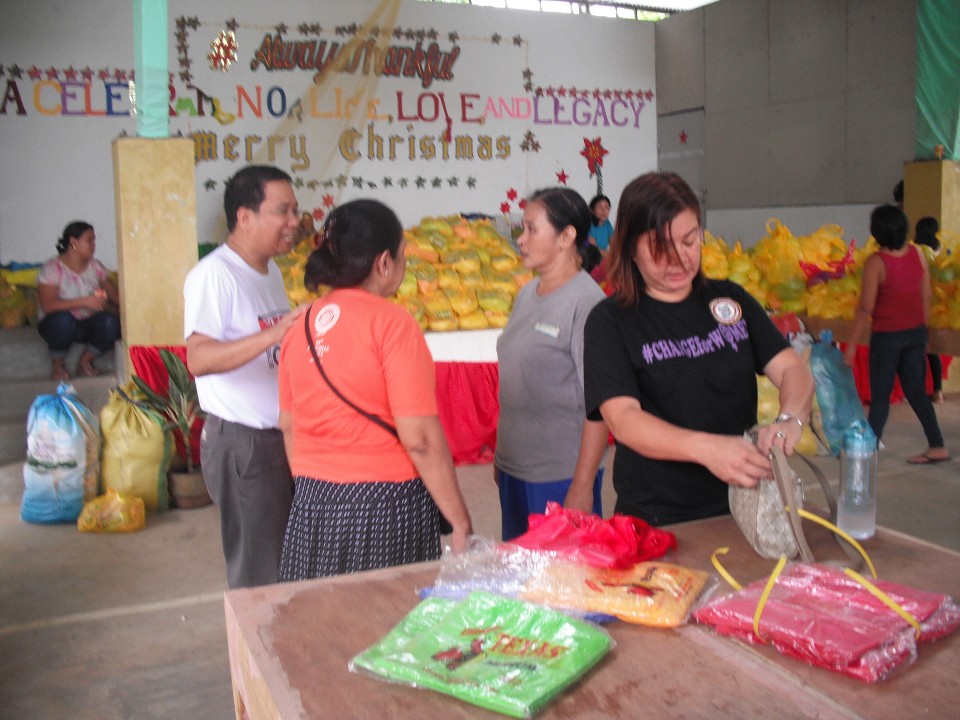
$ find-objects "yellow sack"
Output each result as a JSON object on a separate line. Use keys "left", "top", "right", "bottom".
{"left": 100, "top": 383, "right": 173, "bottom": 511}
{"left": 77, "top": 489, "right": 145, "bottom": 533}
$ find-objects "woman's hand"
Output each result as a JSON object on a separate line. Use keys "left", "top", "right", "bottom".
{"left": 448, "top": 522, "right": 472, "bottom": 554}
{"left": 755, "top": 417, "right": 804, "bottom": 457}
{"left": 700, "top": 434, "right": 772, "bottom": 489}
{"left": 84, "top": 292, "right": 108, "bottom": 312}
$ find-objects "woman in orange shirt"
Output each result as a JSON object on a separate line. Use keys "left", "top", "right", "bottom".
{"left": 277, "top": 199, "right": 472, "bottom": 581}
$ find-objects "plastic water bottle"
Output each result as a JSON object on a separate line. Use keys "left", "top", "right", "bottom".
{"left": 837, "top": 421, "right": 878, "bottom": 539}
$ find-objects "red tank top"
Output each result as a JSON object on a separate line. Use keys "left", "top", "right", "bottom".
{"left": 872, "top": 245, "right": 924, "bottom": 332}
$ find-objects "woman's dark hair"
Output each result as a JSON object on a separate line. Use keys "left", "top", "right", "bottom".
{"left": 870, "top": 204, "right": 909, "bottom": 250}
{"left": 223, "top": 165, "right": 293, "bottom": 232}
{"left": 527, "top": 187, "right": 591, "bottom": 249}
{"left": 588, "top": 194, "right": 611, "bottom": 227}
{"left": 56, "top": 221, "right": 93, "bottom": 254}
{"left": 915, "top": 216, "right": 940, "bottom": 252}
{"left": 304, "top": 199, "right": 403, "bottom": 290}
{"left": 608, "top": 172, "right": 703, "bottom": 308}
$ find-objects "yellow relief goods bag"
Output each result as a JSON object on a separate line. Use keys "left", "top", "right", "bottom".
{"left": 100, "top": 383, "right": 172, "bottom": 512}
{"left": 77, "top": 489, "right": 145, "bottom": 533}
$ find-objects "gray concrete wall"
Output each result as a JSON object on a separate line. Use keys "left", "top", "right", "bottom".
{"left": 656, "top": 0, "right": 918, "bottom": 211}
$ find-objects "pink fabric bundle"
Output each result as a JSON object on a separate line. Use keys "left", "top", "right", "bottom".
{"left": 508, "top": 502, "right": 677, "bottom": 569}
{"left": 693, "top": 563, "right": 960, "bottom": 682}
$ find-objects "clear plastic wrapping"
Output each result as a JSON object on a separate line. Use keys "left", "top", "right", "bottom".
{"left": 426, "top": 537, "right": 712, "bottom": 628}
{"left": 693, "top": 563, "right": 960, "bottom": 682}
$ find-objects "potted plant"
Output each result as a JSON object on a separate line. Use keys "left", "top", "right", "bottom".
{"left": 132, "top": 349, "right": 210, "bottom": 508}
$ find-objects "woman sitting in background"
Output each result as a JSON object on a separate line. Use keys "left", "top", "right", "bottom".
{"left": 37, "top": 221, "right": 120, "bottom": 380}
{"left": 277, "top": 199, "right": 472, "bottom": 581}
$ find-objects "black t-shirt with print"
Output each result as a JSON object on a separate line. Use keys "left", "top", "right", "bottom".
{"left": 584, "top": 280, "right": 789, "bottom": 525}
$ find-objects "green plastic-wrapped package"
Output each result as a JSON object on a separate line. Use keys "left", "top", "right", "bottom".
{"left": 350, "top": 591, "right": 612, "bottom": 718}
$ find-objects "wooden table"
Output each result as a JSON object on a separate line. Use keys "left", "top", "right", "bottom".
{"left": 224, "top": 516, "right": 960, "bottom": 719}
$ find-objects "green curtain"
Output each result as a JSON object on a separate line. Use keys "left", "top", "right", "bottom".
{"left": 915, "top": 0, "right": 960, "bottom": 160}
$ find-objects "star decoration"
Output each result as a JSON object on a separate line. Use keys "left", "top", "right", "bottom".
{"left": 447, "top": 177, "right": 459, "bottom": 188}
{"left": 9, "top": 64, "right": 23, "bottom": 78}
{"left": 556, "top": 169, "right": 569, "bottom": 185}
{"left": 63, "top": 66, "right": 77, "bottom": 81}
{"left": 203, "top": 179, "right": 217, "bottom": 190}
{"left": 98, "top": 68, "right": 111, "bottom": 81}
{"left": 366, "top": 181, "right": 377, "bottom": 189}
{"left": 306, "top": 180, "right": 319, "bottom": 190}
{"left": 114, "top": 69, "right": 128, "bottom": 82}
{"left": 352, "top": 177, "right": 364, "bottom": 189}
{"left": 645, "top": 90, "right": 654, "bottom": 101}
{"left": 415, "top": 177, "right": 426, "bottom": 188}
{"left": 427, "top": 29, "right": 438, "bottom": 40}
{"left": 500, "top": 201, "right": 511, "bottom": 214}
{"left": 491, "top": 33, "right": 502, "bottom": 45}
{"left": 448, "top": 32, "right": 459, "bottom": 43}
{"left": 292, "top": 177, "right": 304, "bottom": 189}
{"left": 580, "top": 137, "right": 609, "bottom": 178}
{"left": 398, "top": 178, "right": 409, "bottom": 188}
{"left": 336, "top": 175, "right": 347, "bottom": 188}
{"left": 313, "top": 207, "right": 326, "bottom": 221}
{"left": 506, "top": 188, "right": 519, "bottom": 201}
{"left": 679, "top": 130, "right": 688, "bottom": 145}
{"left": 45, "top": 67, "right": 59, "bottom": 80}
{"left": 467, "top": 177, "right": 477, "bottom": 189}
{"left": 518, "top": 199, "right": 528, "bottom": 210}
{"left": 383, "top": 177, "right": 393, "bottom": 188}
{"left": 209, "top": 30, "right": 239, "bottom": 72}
{"left": 275, "top": 23, "right": 288, "bottom": 35}
{"left": 226, "top": 18, "right": 239, "bottom": 32}
{"left": 522, "top": 68, "right": 533, "bottom": 80}
{"left": 558, "top": 87, "right": 567, "bottom": 97}
{"left": 431, "top": 177, "right": 442, "bottom": 188}
{"left": 28, "top": 66, "right": 41, "bottom": 80}
{"left": 513, "top": 35, "right": 523, "bottom": 46}
{"left": 322, "top": 194, "right": 335, "bottom": 207}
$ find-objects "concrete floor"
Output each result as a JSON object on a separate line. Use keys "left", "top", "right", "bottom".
{"left": 0, "top": 398, "right": 957, "bottom": 719}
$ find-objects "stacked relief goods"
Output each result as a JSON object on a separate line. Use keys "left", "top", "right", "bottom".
{"left": 277, "top": 215, "right": 531, "bottom": 331}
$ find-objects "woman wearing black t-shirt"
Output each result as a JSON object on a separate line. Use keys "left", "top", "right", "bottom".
{"left": 564, "top": 172, "right": 814, "bottom": 526}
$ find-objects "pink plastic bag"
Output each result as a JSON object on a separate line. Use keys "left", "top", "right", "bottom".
{"left": 508, "top": 502, "right": 677, "bottom": 569}
{"left": 693, "top": 563, "right": 960, "bottom": 682}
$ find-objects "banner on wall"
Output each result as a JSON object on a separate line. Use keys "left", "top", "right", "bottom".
{"left": 0, "top": 0, "right": 656, "bottom": 264}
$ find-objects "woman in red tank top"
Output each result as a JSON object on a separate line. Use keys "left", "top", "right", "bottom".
{"left": 844, "top": 205, "right": 949, "bottom": 464}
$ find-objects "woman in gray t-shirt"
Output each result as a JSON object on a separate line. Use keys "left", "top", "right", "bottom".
{"left": 495, "top": 187, "right": 608, "bottom": 541}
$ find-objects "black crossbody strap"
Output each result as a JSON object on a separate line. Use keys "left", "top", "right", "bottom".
{"left": 303, "top": 308, "right": 399, "bottom": 439}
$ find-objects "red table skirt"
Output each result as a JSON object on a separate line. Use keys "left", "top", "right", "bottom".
{"left": 129, "top": 346, "right": 500, "bottom": 468}
{"left": 841, "top": 344, "right": 952, "bottom": 404}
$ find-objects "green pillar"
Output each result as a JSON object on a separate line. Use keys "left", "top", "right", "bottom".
{"left": 132, "top": 0, "right": 169, "bottom": 138}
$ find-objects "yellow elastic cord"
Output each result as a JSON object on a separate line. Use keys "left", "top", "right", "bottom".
{"left": 844, "top": 568, "right": 923, "bottom": 640}
{"left": 794, "top": 508, "right": 878, "bottom": 578}
{"left": 753, "top": 555, "right": 787, "bottom": 641}
{"left": 711, "top": 547, "right": 742, "bottom": 591}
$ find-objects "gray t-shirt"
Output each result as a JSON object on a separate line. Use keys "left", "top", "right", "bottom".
{"left": 495, "top": 270, "right": 605, "bottom": 482}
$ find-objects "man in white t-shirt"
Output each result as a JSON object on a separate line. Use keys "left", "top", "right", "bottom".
{"left": 184, "top": 165, "right": 306, "bottom": 588}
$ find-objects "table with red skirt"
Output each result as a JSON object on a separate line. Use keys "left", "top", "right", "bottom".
{"left": 129, "top": 330, "right": 502, "bottom": 469}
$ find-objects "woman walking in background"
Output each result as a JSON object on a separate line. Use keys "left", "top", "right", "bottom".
{"left": 914, "top": 216, "right": 944, "bottom": 403}
{"left": 844, "top": 206, "right": 949, "bottom": 465}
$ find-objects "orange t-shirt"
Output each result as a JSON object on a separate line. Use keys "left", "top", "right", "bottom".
{"left": 279, "top": 288, "right": 437, "bottom": 482}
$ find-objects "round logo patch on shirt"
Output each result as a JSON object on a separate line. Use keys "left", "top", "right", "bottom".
{"left": 314, "top": 304, "right": 340, "bottom": 337}
{"left": 709, "top": 297, "right": 742, "bottom": 325}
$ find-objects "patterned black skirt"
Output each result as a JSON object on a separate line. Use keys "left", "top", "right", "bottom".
{"left": 278, "top": 476, "right": 441, "bottom": 582}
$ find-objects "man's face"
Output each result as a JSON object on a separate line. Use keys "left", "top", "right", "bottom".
{"left": 249, "top": 180, "right": 300, "bottom": 259}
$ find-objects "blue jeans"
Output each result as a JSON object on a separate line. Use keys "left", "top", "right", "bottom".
{"left": 868, "top": 325, "right": 944, "bottom": 448}
{"left": 37, "top": 311, "right": 120, "bottom": 357}
{"left": 496, "top": 466, "right": 604, "bottom": 542}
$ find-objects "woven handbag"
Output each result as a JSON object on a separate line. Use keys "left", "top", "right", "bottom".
{"left": 729, "top": 434, "right": 836, "bottom": 562}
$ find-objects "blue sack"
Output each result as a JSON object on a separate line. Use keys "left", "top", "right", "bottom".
{"left": 808, "top": 330, "right": 869, "bottom": 456}
{"left": 21, "top": 383, "right": 92, "bottom": 523}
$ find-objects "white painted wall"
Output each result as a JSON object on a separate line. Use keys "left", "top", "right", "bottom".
{"left": 0, "top": 0, "right": 656, "bottom": 268}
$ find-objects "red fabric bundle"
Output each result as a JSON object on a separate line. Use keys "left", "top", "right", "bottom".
{"left": 693, "top": 563, "right": 960, "bottom": 682}
{"left": 508, "top": 502, "right": 677, "bottom": 569}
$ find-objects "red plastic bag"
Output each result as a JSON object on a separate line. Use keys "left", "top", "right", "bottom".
{"left": 508, "top": 502, "right": 677, "bottom": 569}
{"left": 693, "top": 563, "right": 960, "bottom": 682}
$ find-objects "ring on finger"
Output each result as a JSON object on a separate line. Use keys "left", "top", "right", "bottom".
{"left": 775, "top": 431, "right": 786, "bottom": 440}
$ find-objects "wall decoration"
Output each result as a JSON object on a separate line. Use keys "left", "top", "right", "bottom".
{"left": 208, "top": 30, "right": 238, "bottom": 72}
{"left": 581, "top": 137, "right": 608, "bottom": 195}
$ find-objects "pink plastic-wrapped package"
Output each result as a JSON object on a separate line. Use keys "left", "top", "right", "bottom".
{"left": 693, "top": 563, "right": 960, "bottom": 682}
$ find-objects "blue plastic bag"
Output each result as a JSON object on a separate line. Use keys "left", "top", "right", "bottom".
{"left": 809, "top": 330, "right": 869, "bottom": 456}
{"left": 21, "top": 382, "right": 93, "bottom": 523}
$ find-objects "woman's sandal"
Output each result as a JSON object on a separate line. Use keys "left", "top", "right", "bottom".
{"left": 908, "top": 452, "right": 951, "bottom": 465}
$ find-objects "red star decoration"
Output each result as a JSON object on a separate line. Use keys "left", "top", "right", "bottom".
{"left": 98, "top": 69, "right": 110, "bottom": 81}
{"left": 312, "top": 207, "right": 325, "bottom": 221}
{"left": 28, "top": 66, "right": 42, "bottom": 80}
{"left": 114, "top": 69, "right": 127, "bottom": 82}
{"left": 679, "top": 130, "right": 688, "bottom": 145}
{"left": 506, "top": 188, "right": 518, "bottom": 201}
{"left": 645, "top": 90, "right": 654, "bottom": 101}
{"left": 556, "top": 169, "right": 569, "bottom": 185}
{"left": 322, "top": 194, "right": 336, "bottom": 208}
{"left": 580, "top": 137, "right": 609, "bottom": 178}
{"left": 518, "top": 199, "right": 527, "bottom": 210}
{"left": 500, "top": 201, "right": 511, "bottom": 214}
{"left": 45, "top": 67, "right": 59, "bottom": 80}
{"left": 64, "top": 66, "right": 78, "bottom": 81}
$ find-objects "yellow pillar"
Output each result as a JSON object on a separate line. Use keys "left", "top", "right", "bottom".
{"left": 903, "top": 160, "right": 960, "bottom": 234}
{"left": 112, "top": 137, "right": 197, "bottom": 377}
